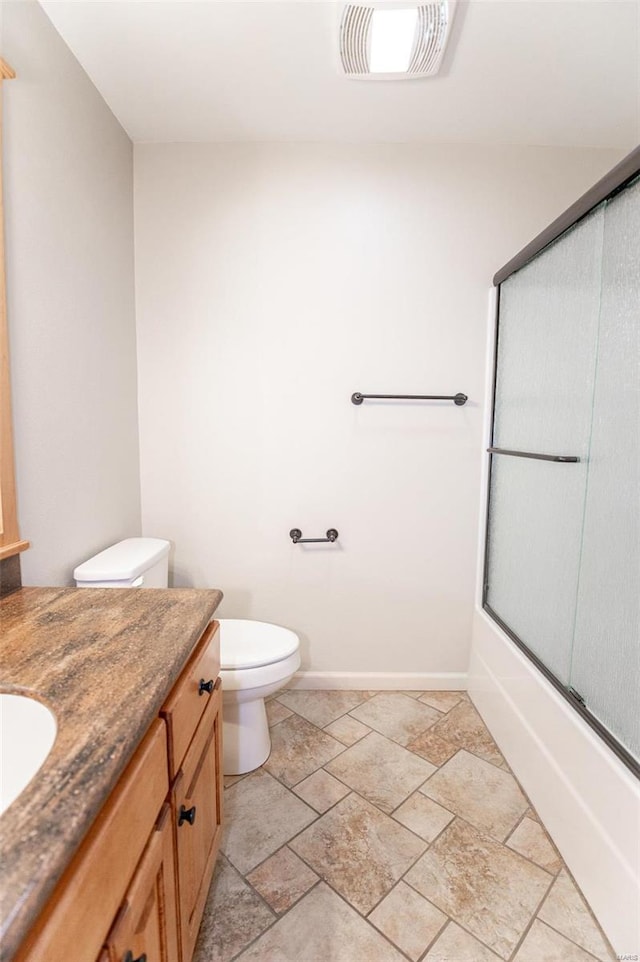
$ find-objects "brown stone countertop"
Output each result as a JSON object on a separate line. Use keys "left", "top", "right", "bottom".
{"left": 0, "top": 585, "right": 223, "bottom": 962}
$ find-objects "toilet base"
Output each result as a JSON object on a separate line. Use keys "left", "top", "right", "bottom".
{"left": 222, "top": 696, "right": 271, "bottom": 775}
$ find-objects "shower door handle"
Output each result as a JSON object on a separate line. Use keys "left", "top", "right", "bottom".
{"left": 487, "top": 447, "right": 580, "bottom": 463}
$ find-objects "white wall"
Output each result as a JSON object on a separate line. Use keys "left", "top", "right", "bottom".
{"left": 2, "top": 0, "right": 141, "bottom": 586}
{"left": 134, "top": 142, "right": 621, "bottom": 678}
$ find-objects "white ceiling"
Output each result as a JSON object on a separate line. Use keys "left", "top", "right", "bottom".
{"left": 40, "top": 0, "right": 640, "bottom": 147}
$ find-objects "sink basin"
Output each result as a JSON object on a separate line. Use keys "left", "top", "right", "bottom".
{"left": 0, "top": 693, "right": 57, "bottom": 816}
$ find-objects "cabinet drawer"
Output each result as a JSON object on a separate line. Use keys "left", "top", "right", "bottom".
{"left": 161, "top": 620, "right": 220, "bottom": 778}
{"left": 16, "top": 721, "right": 169, "bottom": 962}
{"left": 174, "top": 679, "right": 223, "bottom": 962}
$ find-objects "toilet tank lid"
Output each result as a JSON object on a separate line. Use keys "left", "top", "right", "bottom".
{"left": 73, "top": 538, "right": 170, "bottom": 583}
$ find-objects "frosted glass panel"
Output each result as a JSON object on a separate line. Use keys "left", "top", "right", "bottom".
{"left": 486, "top": 456, "right": 588, "bottom": 683}
{"left": 486, "top": 171, "right": 640, "bottom": 771}
{"left": 494, "top": 206, "right": 604, "bottom": 455}
{"left": 570, "top": 177, "right": 640, "bottom": 762}
{"left": 486, "top": 204, "right": 605, "bottom": 679}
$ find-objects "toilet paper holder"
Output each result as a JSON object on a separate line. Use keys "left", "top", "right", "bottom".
{"left": 289, "top": 528, "right": 339, "bottom": 544}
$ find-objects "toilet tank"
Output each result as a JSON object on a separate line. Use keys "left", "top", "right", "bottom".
{"left": 73, "top": 538, "right": 171, "bottom": 588}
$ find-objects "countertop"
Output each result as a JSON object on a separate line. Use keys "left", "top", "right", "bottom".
{"left": 0, "top": 585, "right": 223, "bottom": 962}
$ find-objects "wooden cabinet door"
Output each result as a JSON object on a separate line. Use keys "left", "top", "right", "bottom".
{"left": 173, "top": 679, "right": 223, "bottom": 962}
{"left": 15, "top": 721, "right": 169, "bottom": 962}
{"left": 106, "top": 802, "right": 179, "bottom": 962}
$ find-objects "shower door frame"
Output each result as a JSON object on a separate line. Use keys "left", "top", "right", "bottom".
{"left": 482, "top": 146, "right": 640, "bottom": 779}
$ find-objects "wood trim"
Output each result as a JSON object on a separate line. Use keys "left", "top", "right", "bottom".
{"left": 0, "top": 60, "right": 16, "bottom": 81}
{"left": 0, "top": 539, "right": 30, "bottom": 560}
{"left": 493, "top": 145, "right": 640, "bottom": 286}
{"left": 0, "top": 56, "right": 27, "bottom": 558}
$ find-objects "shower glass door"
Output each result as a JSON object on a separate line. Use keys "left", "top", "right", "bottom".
{"left": 569, "top": 178, "right": 640, "bottom": 763}
{"left": 484, "top": 171, "right": 640, "bottom": 775}
{"left": 486, "top": 205, "right": 604, "bottom": 683}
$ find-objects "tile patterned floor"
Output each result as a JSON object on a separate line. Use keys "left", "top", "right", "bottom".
{"left": 193, "top": 691, "right": 616, "bottom": 962}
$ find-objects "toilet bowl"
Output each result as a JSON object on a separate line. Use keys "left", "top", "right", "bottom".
{"left": 218, "top": 619, "right": 300, "bottom": 775}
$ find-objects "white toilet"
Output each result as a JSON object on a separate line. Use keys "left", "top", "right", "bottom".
{"left": 73, "top": 538, "right": 300, "bottom": 776}
{"left": 218, "top": 619, "right": 300, "bottom": 775}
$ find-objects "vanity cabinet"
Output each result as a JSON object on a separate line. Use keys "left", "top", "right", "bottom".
{"left": 14, "top": 620, "right": 222, "bottom": 962}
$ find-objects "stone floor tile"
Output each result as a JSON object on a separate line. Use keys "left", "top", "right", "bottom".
{"left": 192, "top": 854, "right": 275, "bottom": 962}
{"left": 290, "top": 792, "right": 426, "bottom": 914}
{"left": 423, "top": 922, "right": 502, "bottom": 961}
{"left": 323, "top": 714, "right": 371, "bottom": 746}
{"left": 222, "top": 768, "right": 316, "bottom": 874}
{"left": 292, "top": 768, "right": 351, "bottom": 813}
{"left": 246, "top": 846, "right": 319, "bottom": 914}
{"left": 368, "top": 881, "right": 447, "bottom": 961}
{"left": 349, "top": 692, "right": 441, "bottom": 747}
{"left": 263, "top": 713, "right": 344, "bottom": 787}
{"left": 266, "top": 699, "right": 293, "bottom": 727}
{"left": 420, "top": 749, "right": 528, "bottom": 840}
{"left": 418, "top": 691, "right": 466, "bottom": 712}
{"left": 399, "top": 690, "right": 424, "bottom": 698}
{"left": 506, "top": 816, "right": 563, "bottom": 874}
{"left": 236, "top": 882, "right": 406, "bottom": 962}
{"left": 405, "top": 819, "right": 552, "bottom": 959}
{"left": 428, "top": 699, "right": 506, "bottom": 767}
{"left": 537, "top": 870, "right": 616, "bottom": 961}
{"left": 406, "top": 729, "right": 459, "bottom": 767}
{"left": 514, "top": 919, "right": 605, "bottom": 961}
{"left": 224, "top": 773, "right": 248, "bottom": 789}
{"left": 326, "top": 731, "right": 435, "bottom": 813}
{"left": 392, "top": 792, "right": 454, "bottom": 842}
{"left": 277, "top": 689, "right": 369, "bottom": 727}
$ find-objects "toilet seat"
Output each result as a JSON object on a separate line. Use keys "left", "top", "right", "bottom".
{"left": 219, "top": 619, "right": 299, "bottom": 670}
{"left": 220, "top": 650, "right": 300, "bottom": 693}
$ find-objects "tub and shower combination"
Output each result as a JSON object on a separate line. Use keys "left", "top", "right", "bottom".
{"left": 471, "top": 150, "right": 640, "bottom": 952}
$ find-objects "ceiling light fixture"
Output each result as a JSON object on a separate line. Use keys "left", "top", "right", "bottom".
{"left": 369, "top": 8, "right": 419, "bottom": 73}
{"left": 339, "top": 0, "right": 456, "bottom": 80}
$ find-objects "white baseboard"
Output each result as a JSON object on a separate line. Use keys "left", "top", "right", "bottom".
{"left": 288, "top": 671, "right": 468, "bottom": 691}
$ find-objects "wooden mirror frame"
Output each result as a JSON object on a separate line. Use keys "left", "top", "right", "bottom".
{"left": 1, "top": 59, "right": 29, "bottom": 571}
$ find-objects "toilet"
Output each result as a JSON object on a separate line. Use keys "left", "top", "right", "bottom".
{"left": 73, "top": 538, "right": 300, "bottom": 776}
{"left": 218, "top": 619, "right": 300, "bottom": 775}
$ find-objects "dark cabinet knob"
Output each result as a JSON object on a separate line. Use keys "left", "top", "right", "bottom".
{"left": 178, "top": 804, "right": 196, "bottom": 827}
{"left": 123, "top": 953, "right": 147, "bottom": 962}
{"left": 198, "top": 678, "right": 214, "bottom": 696}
